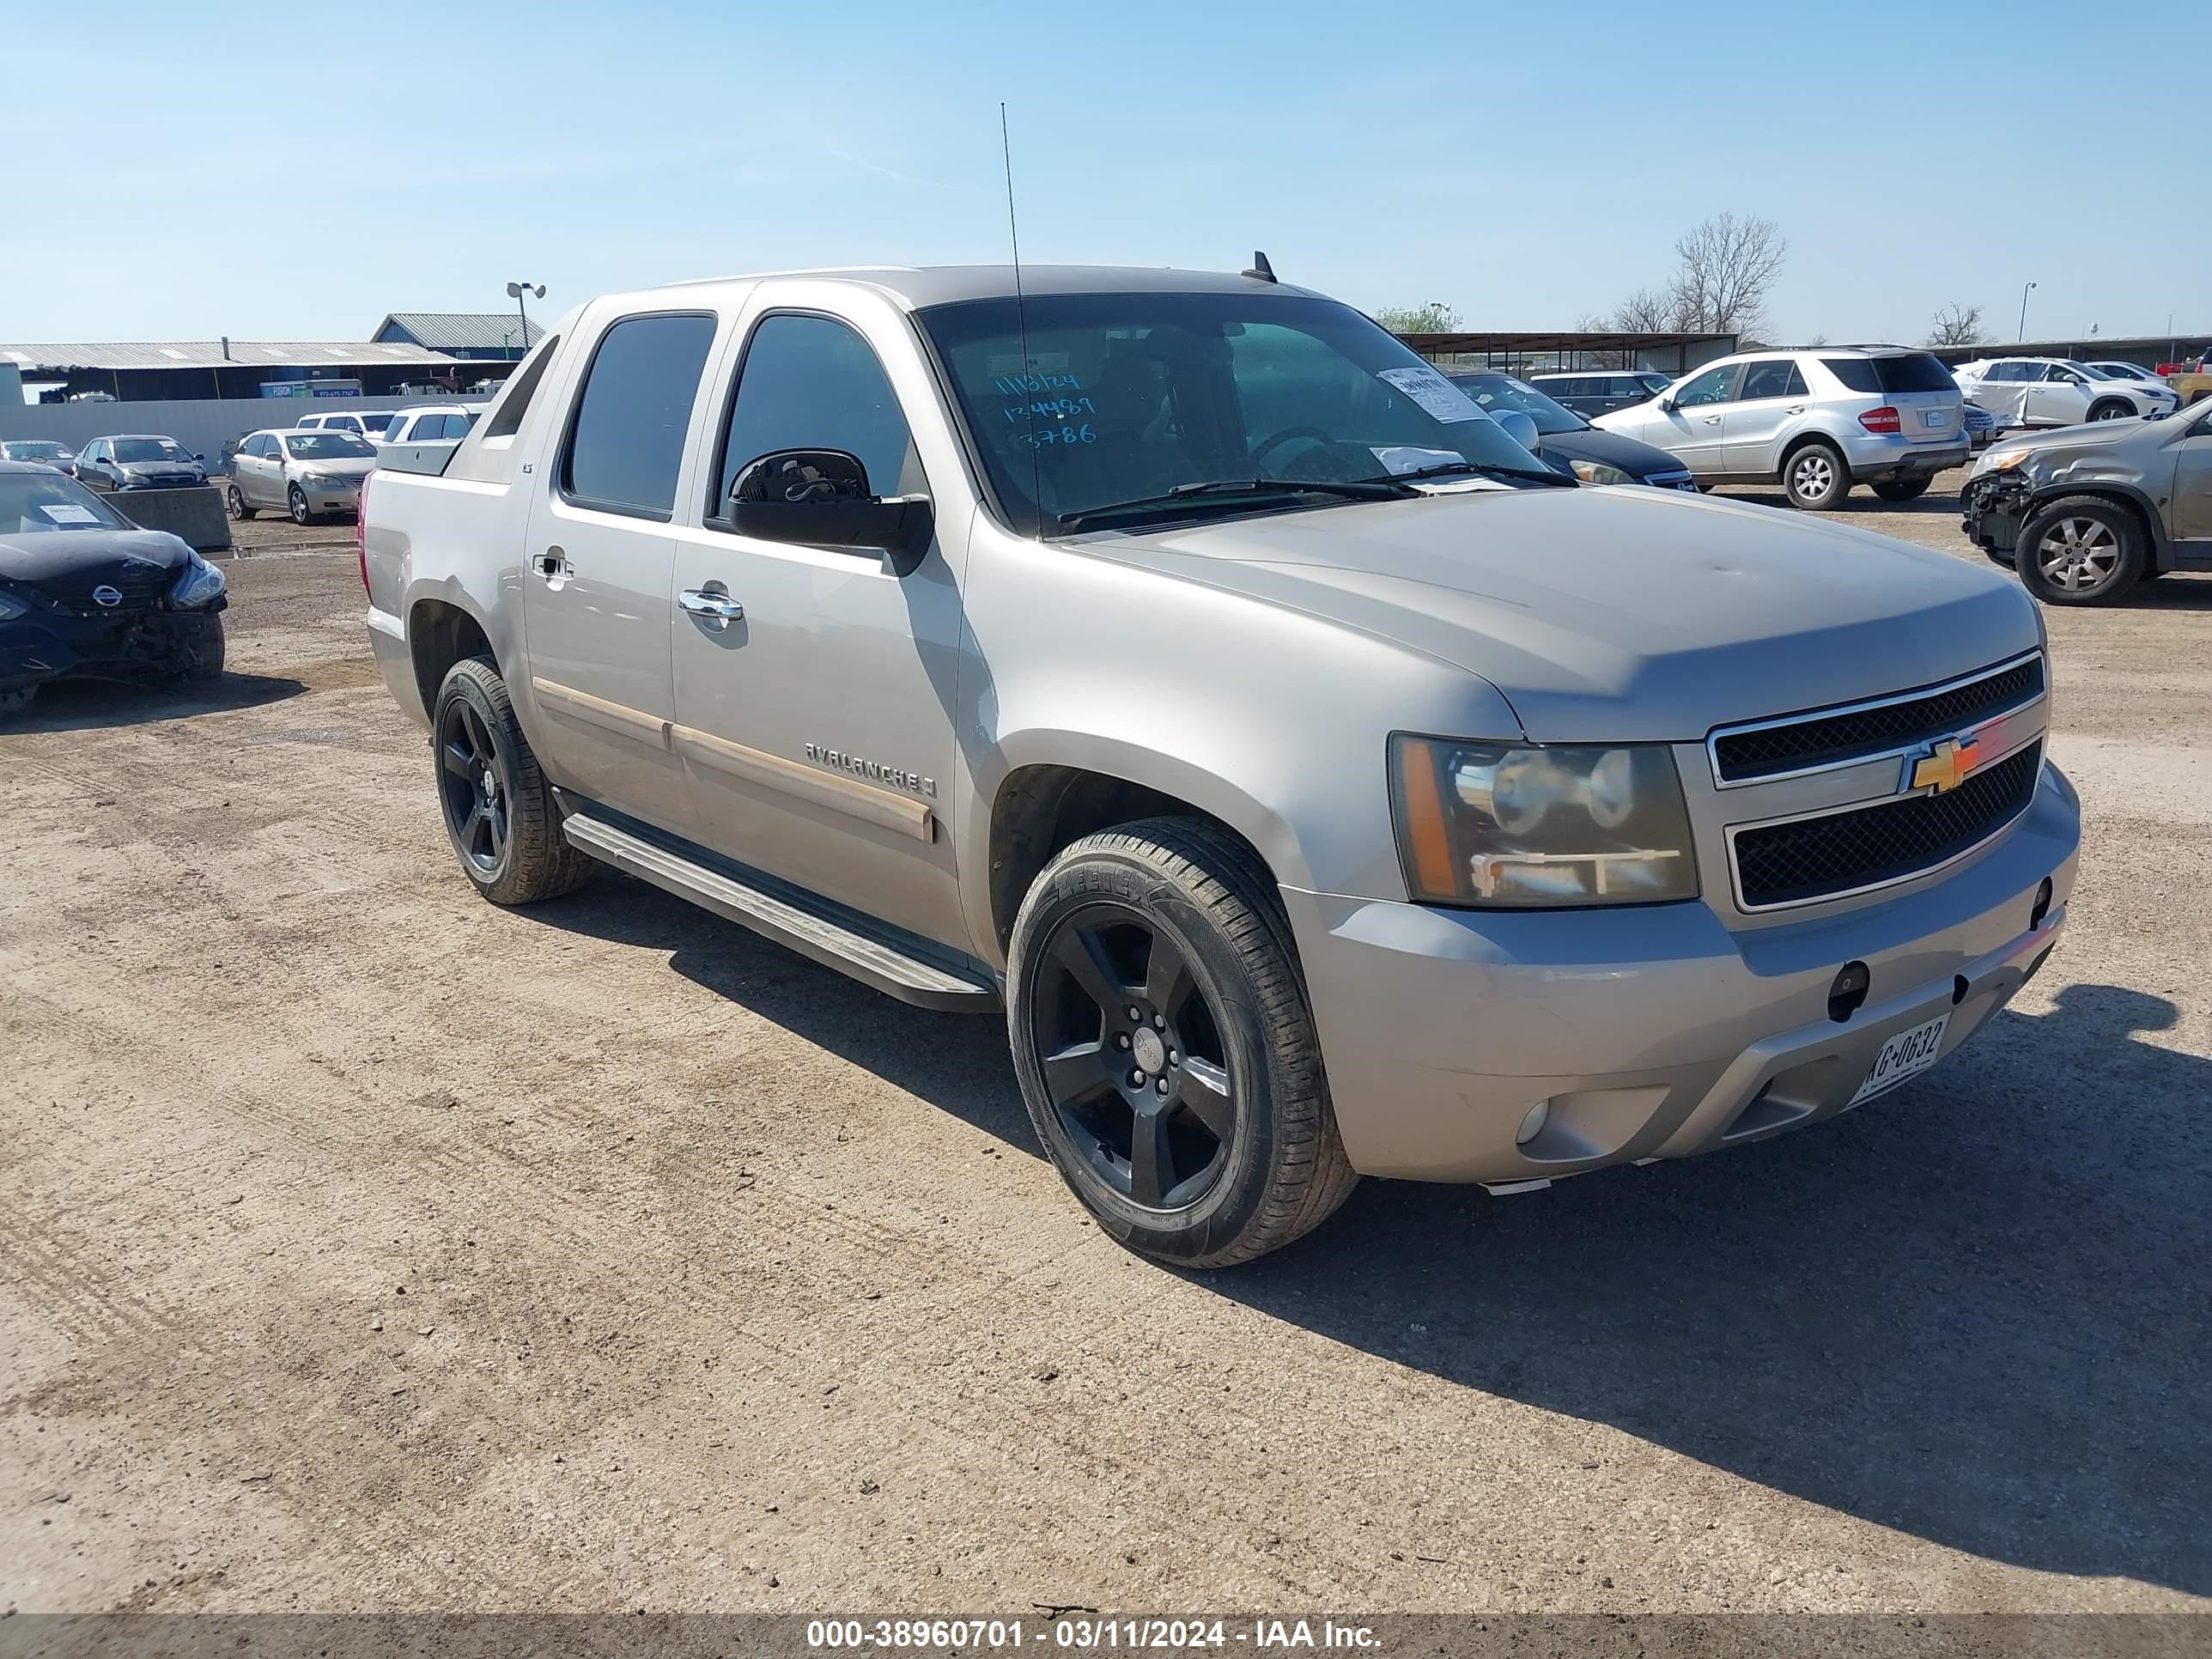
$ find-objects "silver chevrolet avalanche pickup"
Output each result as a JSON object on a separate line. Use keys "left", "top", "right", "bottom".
{"left": 362, "top": 264, "right": 2081, "bottom": 1267}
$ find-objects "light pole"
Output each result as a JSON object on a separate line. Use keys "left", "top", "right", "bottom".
{"left": 505, "top": 282, "right": 546, "bottom": 357}
{"left": 2017, "top": 281, "right": 2037, "bottom": 343}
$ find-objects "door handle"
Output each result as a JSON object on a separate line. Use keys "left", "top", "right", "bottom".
{"left": 1785, "top": 404, "right": 1806, "bottom": 414}
{"left": 538, "top": 546, "right": 569, "bottom": 581}
{"left": 1702, "top": 415, "right": 1722, "bottom": 425}
{"left": 679, "top": 588, "right": 744, "bottom": 628}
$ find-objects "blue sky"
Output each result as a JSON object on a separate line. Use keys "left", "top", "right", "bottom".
{"left": 7, "top": 0, "right": 2208, "bottom": 349}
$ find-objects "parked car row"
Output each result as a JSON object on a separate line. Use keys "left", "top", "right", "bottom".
{"left": 1951, "top": 357, "right": 2179, "bottom": 428}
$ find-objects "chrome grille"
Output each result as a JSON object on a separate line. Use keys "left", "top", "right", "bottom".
{"left": 1711, "top": 654, "right": 2044, "bottom": 785}
{"left": 1732, "top": 742, "right": 2042, "bottom": 910}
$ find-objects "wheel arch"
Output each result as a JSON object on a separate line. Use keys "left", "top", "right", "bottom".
{"left": 977, "top": 746, "right": 1299, "bottom": 965}
{"left": 2026, "top": 480, "right": 2171, "bottom": 569}
{"left": 408, "top": 594, "right": 497, "bottom": 719}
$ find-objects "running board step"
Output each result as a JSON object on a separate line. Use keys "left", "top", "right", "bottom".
{"left": 560, "top": 812, "right": 998, "bottom": 1012}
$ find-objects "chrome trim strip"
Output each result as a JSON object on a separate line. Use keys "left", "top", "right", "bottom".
{"left": 1705, "top": 649, "right": 2045, "bottom": 790}
{"left": 532, "top": 677, "right": 672, "bottom": 749}
{"left": 1723, "top": 736, "right": 2044, "bottom": 915}
{"left": 672, "top": 725, "right": 936, "bottom": 842}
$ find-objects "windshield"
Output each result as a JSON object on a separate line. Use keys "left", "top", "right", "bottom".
{"left": 1, "top": 471, "right": 130, "bottom": 534}
{"left": 2, "top": 441, "right": 68, "bottom": 462}
{"left": 915, "top": 292, "right": 1547, "bottom": 534}
{"left": 112, "top": 438, "right": 193, "bottom": 464}
{"left": 284, "top": 433, "right": 375, "bottom": 459}
{"left": 1443, "top": 371, "right": 1585, "bottom": 434}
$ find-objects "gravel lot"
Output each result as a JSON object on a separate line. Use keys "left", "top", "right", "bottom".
{"left": 3, "top": 471, "right": 2208, "bottom": 1618}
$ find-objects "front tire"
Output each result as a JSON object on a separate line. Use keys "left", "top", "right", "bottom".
{"left": 2016, "top": 495, "right": 2146, "bottom": 605}
{"left": 431, "top": 655, "right": 595, "bottom": 905}
{"left": 226, "top": 483, "right": 256, "bottom": 521}
{"left": 177, "top": 614, "right": 225, "bottom": 680}
{"left": 1006, "top": 817, "right": 1358, "bottom": 1268}
{"left": 1873, "top": 477, "right": 1933, "bottom": 502}
{"left": 1782, "top": 440, "right": 1850, "bottom": 509}
{"left": 288, "top": 484, "right": 314, "bottom": 526}
{"left": 2087, "top": 399, "right": 2134, "bottom": 422}
{"left": 0, "top": 684, "right": 37, "bottom": 716}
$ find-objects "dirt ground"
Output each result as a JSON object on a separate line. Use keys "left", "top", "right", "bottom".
{"left": 3, "top": 471, "right": 2209, "bottom": 1619}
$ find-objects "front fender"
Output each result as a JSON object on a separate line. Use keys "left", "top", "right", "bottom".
{"left": 2031, "top": 473, "right": 2172, "bottom": 566}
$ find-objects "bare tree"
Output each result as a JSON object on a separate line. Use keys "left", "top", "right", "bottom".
{"left": 1926, "top": 302, "right": 1988, "bottom": 348}
{"left": 1668, "top": 212, "right": 1788, "bottom": 337}
{"left": 1373, "top": 301, "right": 1462, "bottom": 335}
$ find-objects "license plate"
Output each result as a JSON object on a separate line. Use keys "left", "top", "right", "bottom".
{"left": 1922, "top": 408, "right": 1947, "bottom": 428}
{"left": 1849, "top": 1014, "right": 1950, "bottom": 1105}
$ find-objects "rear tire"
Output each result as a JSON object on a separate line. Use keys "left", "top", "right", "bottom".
{"left": 1873, "top": 477, "right": 1933, "bottom": 502}
{"left": 2015, "top": 495, "right": 2146, "bottom": 605}
{"left": 1781, "top": 440, "right": 1850, "bottom": 509}
{"left": 430, "top": 655, "right": 596, "bottom": 905}
{"left": 1006, "top": 816, "right": 1358, "bottom": 1268}
{"left": 226, "top": 483, "right": 256, "bottom": 521}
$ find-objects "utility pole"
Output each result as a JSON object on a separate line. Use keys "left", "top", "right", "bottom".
{"left": 2017, "top": 281, "right": 2037, "bottom": 343}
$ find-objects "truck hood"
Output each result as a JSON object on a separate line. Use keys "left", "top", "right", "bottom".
{"left": 0, "top": 527, "right": 194, "bottom": 583}
{"left": 1085, "top": 486, "right": 2043, "bottom": 742}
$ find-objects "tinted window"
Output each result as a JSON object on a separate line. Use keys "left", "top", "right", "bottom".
{"left": 2044, "top": 364, "right": 2082, "bottom": 383}
{"left": 1822, "top": 357, "right": 1882, "bottom": 394}
{"left": 713, "top": 314, "right": 918, "bottom": 514}
{"left": 1739, "top": 360, "right": 1809, "bottom": 400}
{"left": 562, "top": 313, "right": 717, "bottom": 519}
{"left": 248, "top": 434, "right": 276, "bottom": 458}
{"left": 1873, "top": 353, "right": 1956, "bottom": 393}
{"left": 1673, "top": 364, "right": 1738, "bottom": 407}
{"left": 1638, "top": 374, "right": 1673, "bottom": 394}
{"left": 484, "top": 335, "right": 558, "bottom": 440}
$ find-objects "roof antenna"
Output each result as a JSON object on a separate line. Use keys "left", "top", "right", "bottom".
{"left": 1000, "top": 102, "right": 1043, "bottom": 535}
{"left": 1243, "top": 251, "right": 1277, "bottom": 283}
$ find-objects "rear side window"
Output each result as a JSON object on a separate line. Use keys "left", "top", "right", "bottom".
{"left": 1873, "top": 353, "right": 1956, "bottom": 393}
{"left": 483, "top": 335, "right": 559, "bottom": 440}
{"left": 1740, "top": 360, "right": 1809, "bottom": 400}
{"left": 562, "top": 313, "right": 717, "bottom": 520}
{"left": 1821, "top": 357, "right": 1882, "bottom": 394}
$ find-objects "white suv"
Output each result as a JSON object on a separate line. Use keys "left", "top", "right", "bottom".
{"left": 1952, "top": 357, "right": 2179, "bottom": 429}
{"left": 1594, "top": 347, "right": 1968, "bottom": 508}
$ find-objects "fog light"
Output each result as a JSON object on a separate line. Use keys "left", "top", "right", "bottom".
{"left": 2030, "top": 877, "right": 2053, "bottom": 932}
{"left": 1516, "top": 1101, "right": 1550, "bottom": 1146}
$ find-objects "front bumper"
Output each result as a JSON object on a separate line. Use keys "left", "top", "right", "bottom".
{"left": 301, "top": 481, "right": 363, "bottom": 514}
{"left": 0, "top": 602, "right": 226, "bottom": 691}
{"left": 1283, "top": 763, "right": 2079, "bottom": 1185}
{"left": 1961, "top": 470, "right": 2030, "bottom": 552}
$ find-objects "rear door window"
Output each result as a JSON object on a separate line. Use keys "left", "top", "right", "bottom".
{"left": 560, "top": 312, "right": 718, "bottom": 520}
{"left": 1739, "top": 360, "right": 1808, "bottom": 400}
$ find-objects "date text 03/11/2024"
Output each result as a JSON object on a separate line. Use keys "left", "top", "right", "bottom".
{"left": 805, "top": 1618, "right": 1380, "bottom": 1650}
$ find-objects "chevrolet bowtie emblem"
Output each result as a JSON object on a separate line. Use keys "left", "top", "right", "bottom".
{"left": 1909, "top": 736, "right": 1981, "bottom": 795}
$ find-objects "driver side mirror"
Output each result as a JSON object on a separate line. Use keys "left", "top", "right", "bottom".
{"left": 728, "top": 449, "right": 934, "bottom": 576}
{"left": 1656, "top": 395, "right": 1677, "bottom": 412}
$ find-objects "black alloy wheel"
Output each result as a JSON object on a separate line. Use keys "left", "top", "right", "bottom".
{"left": 437, "top": 693, "right": 511, "bottom": 882}
{"left": 1025, "top": 904, "right": 1237, "bottom": 1211}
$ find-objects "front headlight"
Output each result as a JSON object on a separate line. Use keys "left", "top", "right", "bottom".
{"left": 1974, "top": 448, "right": 2032, "bottom": 477}
{"left": 170, "top": 552, "right": 227, "bottom": 609}
{"left": 1568, "top": 459, "right": 1638, "bottom": 487}
{"left": 1389, "top": 735, "right": 1698, "bottom": 907}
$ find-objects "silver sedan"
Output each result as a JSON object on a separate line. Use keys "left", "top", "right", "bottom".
{"left": 227, "top": 428, "right": 378, "bottom": 525}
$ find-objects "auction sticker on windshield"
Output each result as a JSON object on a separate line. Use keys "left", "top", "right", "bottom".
{"left": 1848, "top": 1014, "right": 1949, "bottom": 1106}
{"left": 40, "top": 504, "right": 100, "bottom": 525}
{"left": 1377, "top": 365, "right": 1490, "bottom": 423}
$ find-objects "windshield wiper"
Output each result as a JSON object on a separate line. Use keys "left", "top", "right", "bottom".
{"left": 1054, "top": 477, "right": 1413, "bottom": 533}
{"left": 1365, "top": 459, "right": 1577, "bottom": 488}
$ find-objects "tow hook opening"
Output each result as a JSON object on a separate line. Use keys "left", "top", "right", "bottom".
{"left": 1827, "top": 961, "right": 1871, "bottom": 1024}
{"left": 2030, "top": 877, "right": 2053, "bottom": 933}
{"left": 1952, "top": 975, "right": 1971, "bottom": 1007}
